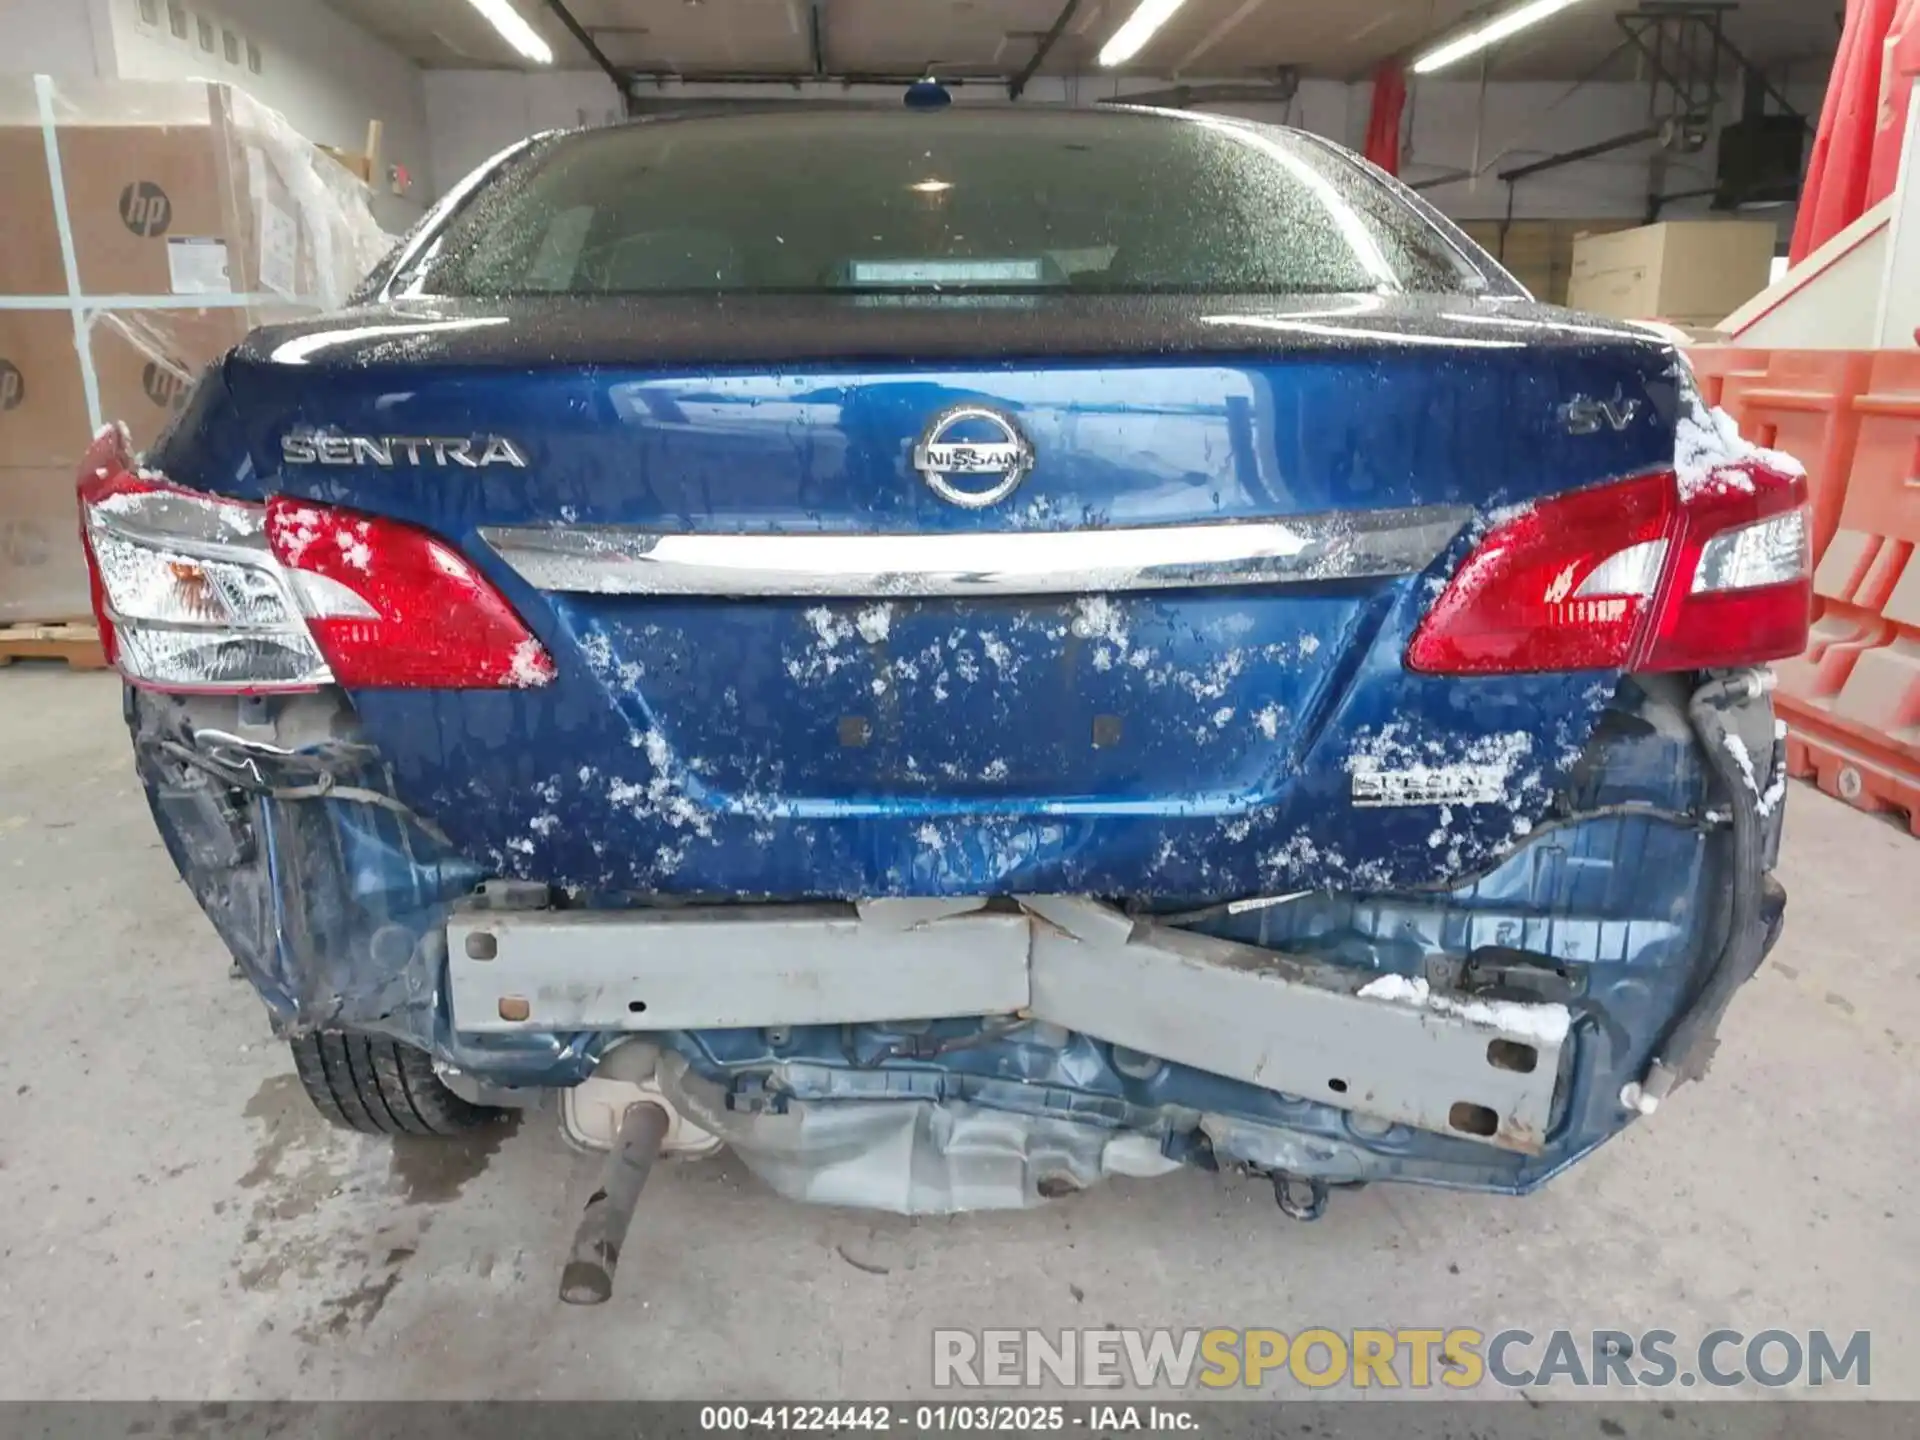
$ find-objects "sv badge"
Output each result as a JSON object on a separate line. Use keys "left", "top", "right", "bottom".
{"left": 1562, "top": 389, "right": 1643, "bottom": 436}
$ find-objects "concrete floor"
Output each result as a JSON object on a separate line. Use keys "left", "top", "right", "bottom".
{"left": 1, "top": 666, "right": 1914, "bottom": 1403}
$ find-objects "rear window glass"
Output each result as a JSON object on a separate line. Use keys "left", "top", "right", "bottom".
{"left": 401, "top": 110, "right": 1484, "bottom": 299}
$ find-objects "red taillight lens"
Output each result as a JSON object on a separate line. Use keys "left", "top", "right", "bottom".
{"left": 75, "top": 423, "right": 553, "bottom": 693}
{"left": 1406, "top": 472, "right": 1675, "bottom": 674}
{"left": 1408, "top": 462, "right": 1811, "bottom": 676}
{"left": 1635, "top": 461, "right": 1811, "bottom": 672}
{"left": 265, "top": 497, "right": 556, "bottom": 689}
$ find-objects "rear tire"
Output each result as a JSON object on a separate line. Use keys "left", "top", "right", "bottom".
{"left": 289, "top": 1031, "right": 504, "bottom": 1137}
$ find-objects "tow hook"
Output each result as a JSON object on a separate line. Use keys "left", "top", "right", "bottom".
{"left": 1271, "top": 1173, "right": 1329, "bottom": 1221}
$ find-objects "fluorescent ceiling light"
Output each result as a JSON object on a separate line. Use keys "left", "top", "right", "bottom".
{"left": 1099, "top": 0, "right": 1191, "bottom": 68}
{"left": 465, "top": 0, "right": 553, "bottom": 65}
{"left": 1411, "top": 0, "right": 1588, "bottom": 76}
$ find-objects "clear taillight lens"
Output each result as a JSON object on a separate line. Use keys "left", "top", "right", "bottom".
{"left": 79, "top": 468, "right": 333, "bottom": 693}
{"left": 1690, "top": 508, "right": 1810, "bottom": 594}
{"left": 1573, "top": 538, "right": 1669, "bottom": 601}
{"left": 75, "top": 425, "right": 555, "bottom": 693}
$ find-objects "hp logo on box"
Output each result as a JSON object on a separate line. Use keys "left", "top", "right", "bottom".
{"left": 119, "top": 181, "right": 172, "bottom": 238}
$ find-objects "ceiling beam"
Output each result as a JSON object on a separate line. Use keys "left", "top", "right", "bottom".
{"left": 1497, "top": 124, "right": 1665, "bottom": 184}
{"left": 1108, "top": 74, "right": 1299, "bottom": 109}
{"left": 627, "top": 71, "right": 1014, "bottom": 91}
{"left": 540, "top": 0, "right": 632, "bottom": 98}
{"left": 1009, "top": 0, "right": 1083, "bottom": 100}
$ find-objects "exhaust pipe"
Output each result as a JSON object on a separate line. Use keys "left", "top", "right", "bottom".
{"left": 559, "top": 1100, "right": 671, "bottom": 1305}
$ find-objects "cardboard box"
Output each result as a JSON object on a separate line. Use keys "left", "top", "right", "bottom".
{"left": 1, "top": 80, "right": 240, "bottom": 298}
{"left": 0, "top": 125, "right": 68, "bottom": 296}
{"left": 0, "top": 469, "right": 91, "bottom": 624}
{"left": 1, "top": 307, "right": 248, "bottom": 470}
{"left": 0, "top": 75, "right": 391, "bottom": 623}
{"left": 55, "top": 119, "right": 241, "bottom": 297}
{"left": 0, "top": 308, "right": 248, "bottom": 624}
{"left": 1459, "top": 220, "right": 1639, "bottom": 306}
{"left": 90, "top": 307, "right": 251, "bottom": 454}
{"left": 1, "top": 77, "right": 384, "bottom": 305}
{"left": 0, "top": 311, "right": 95, "bottom": 469}
{"left": 1567, "top": 221, "right": 1779, "bottom": 325}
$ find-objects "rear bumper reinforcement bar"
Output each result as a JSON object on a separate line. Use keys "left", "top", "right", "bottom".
{"left": 448, "top": 896, "right": 1568, "bottom": 1154}
{"left": 476, "top": 507, "right": 1469, "bottom": 598}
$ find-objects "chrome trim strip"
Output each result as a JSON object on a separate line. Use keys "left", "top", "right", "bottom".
{"left": 478, "top": 507, "right": 1470, "bottom": 598}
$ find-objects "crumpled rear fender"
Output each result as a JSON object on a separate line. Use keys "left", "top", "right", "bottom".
{"left": 130, "top": 689, "right": 603, "bottom": 1087}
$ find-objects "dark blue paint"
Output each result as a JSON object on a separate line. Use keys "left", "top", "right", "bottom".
{"left": 152, "top": 296, "right": 1682, "bottom": 899}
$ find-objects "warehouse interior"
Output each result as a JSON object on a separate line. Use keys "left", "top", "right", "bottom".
{"left": 4, "top": 0, "right": 1919, "bottom": 1409}
{"left": 9, "top": 2, "right": 1849, "bottom": 235}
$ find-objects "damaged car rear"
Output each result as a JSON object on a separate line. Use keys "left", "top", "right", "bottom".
{"left": 81, "top": 106, "right": 1806, "bottom": 1251}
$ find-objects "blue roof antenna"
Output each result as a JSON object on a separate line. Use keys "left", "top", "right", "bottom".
{"left": 905, "top": 77, "right": 952, "bottom": 109}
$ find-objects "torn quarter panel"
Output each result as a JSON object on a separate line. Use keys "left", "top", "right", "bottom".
{"left": 128, "top": 692, "right": 600, "bottom": 1086}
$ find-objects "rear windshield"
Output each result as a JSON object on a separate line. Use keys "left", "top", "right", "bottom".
{"left": 401, "top": 109, "right": 1485, "bottom": 299}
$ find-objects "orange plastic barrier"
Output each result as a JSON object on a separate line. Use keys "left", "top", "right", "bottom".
{"left": 1866, "top": 0, "right": 1920, "bottom": 208}
{"left": 1687, "top": 345, "right": 1769, "bottom": 410}
{"left": 1794, "top": 0, "right": 1905, "bottom": 264}
{"left": 1773, "top": 350, "right": 1920, "bottom": 834}
{"left": 1723, "top": 350, "right": 1874, "bottom": 565}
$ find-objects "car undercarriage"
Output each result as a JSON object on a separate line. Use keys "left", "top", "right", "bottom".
{"left": 131, "top": 665, "right": 1787, "bottom": 1254}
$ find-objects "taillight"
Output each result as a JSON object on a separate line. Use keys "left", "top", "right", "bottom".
{"left": 1636, "top": 462, "right": 1811, "bottom": 673}
{"left": 76, "top": 427, "right": 554, "bottom": 693}
{"left": 78, "top": 462, "right": 335, "bottom": 694}
{"left": 264, "top": 497, "right": 555, "bottom": 688}
{"left": 1408, "top": 462, "right": 1811, "bottom": 676}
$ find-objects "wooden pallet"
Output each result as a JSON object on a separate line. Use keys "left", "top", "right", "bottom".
{"left": 0, "top": 622, "right": 108, "bottom": 671}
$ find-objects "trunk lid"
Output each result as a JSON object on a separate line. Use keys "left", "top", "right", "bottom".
{"left": 185, "top": 293, "right": 1684, "bottom": 899}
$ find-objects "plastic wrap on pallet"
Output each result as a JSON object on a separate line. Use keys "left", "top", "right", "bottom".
{"left": 0, "top": 74, "right": 390, "bottom": 310}
{"left": 0, "top": 73, "right": 392, "bottom": 625}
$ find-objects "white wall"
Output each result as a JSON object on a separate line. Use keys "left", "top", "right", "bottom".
{"left": 424, "top": 70, "right": 624, "bottom": 202}
{"left": 2, "top": 0, "right": 116, "bottom": 78}
{"left": 422, "top": 66, "right": 1820, "bottom": 240}
{"left": 1400, "top": 81, "right": 1678, "bottom": 220}
{"left": 1193, "top": 78, "right": 1360, "bottom": 147}
{"left": 1400, "top": 76, "right": 1825, "bottom": 241}
{"left": 422, "top": 70, "right": 1362, "bottom": 201}
{"left": 103, "top": 0, "right": 428, "bottom": 230}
